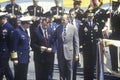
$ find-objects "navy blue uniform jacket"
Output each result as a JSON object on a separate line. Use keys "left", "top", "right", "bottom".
{"left": 12, "top": 26, "right": 30, "bottom": 64}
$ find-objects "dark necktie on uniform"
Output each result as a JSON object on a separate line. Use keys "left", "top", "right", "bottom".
{"left": 44, "top": 30, "right": 48, "bottom": 45}
{"left": 90, "top": 21, "right": 93, "bottom": 27}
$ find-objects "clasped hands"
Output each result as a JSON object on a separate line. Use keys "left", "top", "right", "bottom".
{"left": 40, "top": 46, "right": 52, "bottom": 53}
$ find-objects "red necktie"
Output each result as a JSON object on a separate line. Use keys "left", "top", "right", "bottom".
{"left": 44, "top": 30, "right": 48, "bottom": 46}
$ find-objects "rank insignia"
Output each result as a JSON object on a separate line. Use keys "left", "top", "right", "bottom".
{"left": 94, "top": 25, "right": 98, "bottom": 32}
{"left": 15, "top": 8, "right": 17, "bottom": 10}
{"left": 80, "top": 23, "right": 83, "bottom": 26}
{"left": 37, "top": 10, "right": 40, "bottom": 12}
{"left": 102, "top": 20, "right": 105, "bottom": 23}
{"left": 84, "top": 27, "right": 88, "bottom": 32}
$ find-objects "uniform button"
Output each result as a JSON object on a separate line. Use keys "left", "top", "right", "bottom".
{"left": 3, "top": 49, "right": 6, "bottom": 51}
{"left": 91, "top": 37, "right": 93, "bottom": 39}
{"left": 91, "top": 34, "right": 93, "bottom": 36}
{"left": 91, "top": 40, "right": 93, "bottom": 42}
{"left": 20, "top": 52, "right": 22, "bottom": 54}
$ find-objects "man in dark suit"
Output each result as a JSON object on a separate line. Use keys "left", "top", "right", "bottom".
{"left": 52, "top": 13, "right": 79, "bottom": 80}
{"left": 31, "top": 17, "right": 53, "bottom": 80}
{"left": 11, "top": 16, "right": 32, "bottom": 80}
{"left": 4, "top": 0, "right": 22, "bottom": 28}
{"left": 0, "top": 13, "right": 14, "bottom": 80}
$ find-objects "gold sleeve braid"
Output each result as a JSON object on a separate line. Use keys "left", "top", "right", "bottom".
{"left": 11, "top": 51, "right": 18, "bottom": 59}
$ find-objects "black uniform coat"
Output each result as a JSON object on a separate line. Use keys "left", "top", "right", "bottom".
{"left": 26, "top": 5, "right": 44, "bottom": 17}
{"left": 11, "top": 26, "right": 30, "bottom": 64}
{"left": 0, "top": 22, "right": 14, "bottom": 80}
{"left": 79, "top": 20, "right": 103, "bottom": 80}
{"left": 5, "top": 3, "right": 21, "bottom": 15}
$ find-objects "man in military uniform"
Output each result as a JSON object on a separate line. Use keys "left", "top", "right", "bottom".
{"left": 24, "top": 0, "right": 44, "bottom": 26}
{"left": 4, "top": 0, "right": 22, "bottom": 28}
{"left": 0, "top": 13, "right": 14, "bottom": 80}
{"left": 90, "top": 2, "right": 108, "bottom": 29}
{"left": 5, "top": 0, "right": 21, "bottom": 15}
{"left": 50, "top": 0, "right": 64, "bottom": 24}
{"left": 71, "top": 0, "right": 84, "bottom": 21}
{"left": 109, "top": 1, "right": 120, "bottom": 72}
{"left": 80, "top": 11, "right": 105, "bottom": 80}
{"left": 24, "top": 0, "right": 44, "bottom": 17}
{"left": 11, "top": 16, "right": 32, "bottom": 80}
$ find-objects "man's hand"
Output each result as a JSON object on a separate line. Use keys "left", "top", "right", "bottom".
{"left": 40, "top": 46, "right": 47, "bottom": 52}
{"left": 13, "top": 60, "right": 18, "bottom": 65}
{"left": 46, "top": 48, "right": 52, "bottom": 53}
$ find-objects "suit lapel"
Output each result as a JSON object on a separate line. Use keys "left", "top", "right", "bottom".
{"left": 35, "top": 26, "right": 44, "bottom": 40}
{"left": 61, "top": 25, "right": 65, "bottom": 41}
